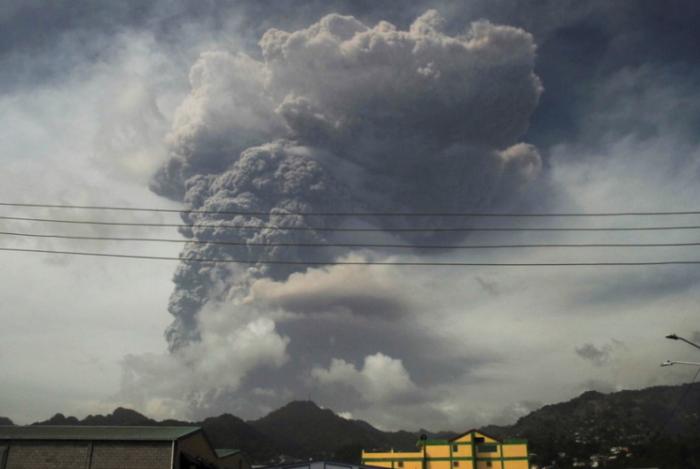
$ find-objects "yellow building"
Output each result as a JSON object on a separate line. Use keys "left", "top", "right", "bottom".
{"left": 361, "top": 430, "right": 528, "bottom": 469}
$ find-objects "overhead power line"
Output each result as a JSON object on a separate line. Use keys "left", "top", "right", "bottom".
{"left": 4, "top": 230, "right": 700, "bottom": 250}
{"left": 3, "top": 215, "right": 700, "bottom": 232}
{"left": 2, "top": 246, "right": 700, "bottom": 267}
{"left": 2, "top": 202, "right": 700, "bottom": 217}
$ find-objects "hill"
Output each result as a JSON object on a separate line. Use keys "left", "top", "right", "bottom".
{"left": 485, "top": 383, "right": 700, "bottom": 467}
{"left": 4, "top": 382, "right": 700, "bottom": 466}
{"left": 249, "top": 401, "right": 419, "bottom": 460}
{"left": 199, "top": 413, "right": 282, "bottom": 462}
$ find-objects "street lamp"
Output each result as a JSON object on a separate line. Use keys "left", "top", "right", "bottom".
{"left": 660, "top": 360, "right": 700, "bottom": 367}
{"left": 665, "top": 333, "right": 700, "bottom": 351}
{"left": 662, "top": 334, "right": 700, "bottom": 368}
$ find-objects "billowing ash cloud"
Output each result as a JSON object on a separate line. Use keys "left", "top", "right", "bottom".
{"left": 133, "top": 10, "right": 543, "bottom": 419}
{"left": 152, "top": 9, "right": 542, "bottom": 346}
{"left": 153, "top": 12, "right": 542, "bottom": 203}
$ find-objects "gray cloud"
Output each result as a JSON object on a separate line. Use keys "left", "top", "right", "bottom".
{"left": 575, "top": 341, "right": 625, "bottom": 367}
{"left": 575, "top": 343, "right": 612, "bottom": 367}
{"left": 491, "top": 400, "right": 543, "bottom": 426}
{"left": 475, "top": 276, "right": 501, "bottom": 297}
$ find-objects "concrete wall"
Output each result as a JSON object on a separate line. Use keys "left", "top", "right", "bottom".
{"left": 91, "top": 441, "right": 172, "bottom": 469}
{"left": 5, "top": 441, "right": 89, "bottom": 469}
{"left": 2, "top": 440, "right": 172, "bottom": 469}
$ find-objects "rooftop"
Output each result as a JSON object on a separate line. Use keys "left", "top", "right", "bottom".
{"left": 0, "top": 425, "right": 200, "bottom": 441}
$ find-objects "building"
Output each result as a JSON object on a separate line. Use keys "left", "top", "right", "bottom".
{"left": 258, "top": 461, "right": 384, "bottom": 469}
{"left": 361, "top": 430, "right": 528, "bottom": 469}
{"left": 0, "top": 425, "right": 251, "bottom": 469}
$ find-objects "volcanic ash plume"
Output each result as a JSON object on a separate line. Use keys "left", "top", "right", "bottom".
{"left": 142, "top": 10, "right": 543, "bottom": 414}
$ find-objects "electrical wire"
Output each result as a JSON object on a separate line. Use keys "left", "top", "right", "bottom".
{"left": 2, "top": 246, "right": 700, "bottom": 266}
{"left": 3, "top": 215, "right": 700, "bottom": 232}
{"left": 3, "top": 230, "right": 700, "bottom": 250}
{"left": 2, "top": 201, "right": 700, "bottom": 217}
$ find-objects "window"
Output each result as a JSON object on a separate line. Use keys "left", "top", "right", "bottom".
{"left": 398, "top": 462, "right": 404, "bottom": 468}
{"left": 486, "top": 462, "right": 492, "bottom": 468}
{"left": 477, "top": 445, "right": 498, "bottom": 453}
{"left": 453, "top": 461, "right": 459, "bottom": 467}
{"left": 452, "top": 445, "right": 458, "bottom": 452}
{"left": 474, "top": 437, "right": 485, "bottom": 444}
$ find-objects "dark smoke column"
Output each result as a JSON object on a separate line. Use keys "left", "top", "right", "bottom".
{"left": 150, "top": 10, "right": 543, "bottom": 351}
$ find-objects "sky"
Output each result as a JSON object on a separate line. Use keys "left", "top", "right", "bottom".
{"left": 1, "top": 0, "right": 700, "bottom": 430}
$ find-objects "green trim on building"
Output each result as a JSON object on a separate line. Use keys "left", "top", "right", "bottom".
{"left": 420, "top": 440, "right": 450, "bottom": 446}
{"left": 448, "top": 439, "right": 453, "bottom": 467}
{"left": 421, "top": 440, "right": 528, "bottom": 447}
{"left": 498, "top": 441, "right": 505, "bottom": 469}
{"left": 470, "top": 436, "right": 475, "bottom": 469}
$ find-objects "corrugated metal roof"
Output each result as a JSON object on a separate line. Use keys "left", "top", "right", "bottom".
{"left": 215, "top": 448, "right": 241, "bottom": 458}
{"left": 0, "top": 426, "right": 200, "bottom": 441}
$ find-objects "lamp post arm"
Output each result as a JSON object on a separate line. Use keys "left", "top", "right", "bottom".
{"left": 666, "top": 334, "right": 700, "bottom": 352}
{"left": 677, "top": 337, "right": 700, "bottom": 352}
{"left": 661, "top": 360, "right": 700, "bottom": 367}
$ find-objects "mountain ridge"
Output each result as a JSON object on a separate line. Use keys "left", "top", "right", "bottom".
{"left": 3, "top": 382, "right": 700, "bottom": 466}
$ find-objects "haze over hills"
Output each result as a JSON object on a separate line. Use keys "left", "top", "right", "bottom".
{"left": 2, "top": 383, "right": 700, "bottom": 466}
